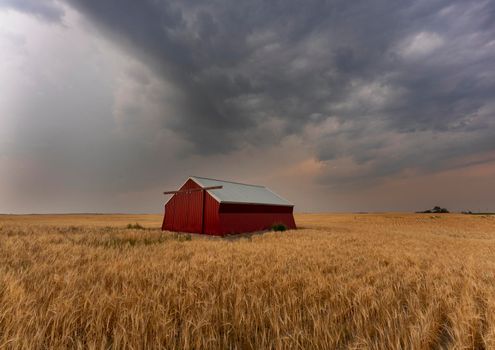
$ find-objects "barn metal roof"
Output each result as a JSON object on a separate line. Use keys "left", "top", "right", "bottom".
{"left": 190, "top": 176, "right": 294, "bottom": 206}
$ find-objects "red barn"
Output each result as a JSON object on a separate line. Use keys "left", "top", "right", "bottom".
{"left": 162, "top": 176, "right": 296, "bottom": 235}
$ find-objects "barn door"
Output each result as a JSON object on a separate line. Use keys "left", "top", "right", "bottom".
{"left": 177, "top": 188, "right": 202, "bottom": 233}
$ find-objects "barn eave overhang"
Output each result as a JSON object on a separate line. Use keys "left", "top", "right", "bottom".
{"left": 219, "top": 201, "right": 294, "bottom": 207}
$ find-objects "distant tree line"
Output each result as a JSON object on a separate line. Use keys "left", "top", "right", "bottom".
{"left": 417, "top": 206, "right": 449, "bottom": 214}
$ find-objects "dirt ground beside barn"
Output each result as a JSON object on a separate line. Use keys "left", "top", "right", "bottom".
{"left": 0, "top": 213, "right": 494, "bottom": 349}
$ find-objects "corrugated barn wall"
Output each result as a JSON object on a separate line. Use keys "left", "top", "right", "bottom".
{"left": 218, "top": 203, "right": 296, "bottom": 235}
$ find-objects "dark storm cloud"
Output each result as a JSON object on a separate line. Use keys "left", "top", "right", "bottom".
{"left": 63, "top": 0, "right": 400, "bottom": 144}
{"left": 62, "top": 0, "right": 495, "bottom": 166}
{"left": 0, "top": 0, "right": 64, "bottom": 22}
{"left": 7, "top": 0, "right": 494, "bottom": 197}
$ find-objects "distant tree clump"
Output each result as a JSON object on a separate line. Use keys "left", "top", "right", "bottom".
{"left": 417, "top": 206, "right": 449, "bottom": 214}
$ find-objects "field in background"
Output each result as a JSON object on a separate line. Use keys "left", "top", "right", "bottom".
{"left": 0, "top": 213, "right": 163, "bottom": 228}
{"left": 0, "top": 213, "right": 494, "bottom": 349}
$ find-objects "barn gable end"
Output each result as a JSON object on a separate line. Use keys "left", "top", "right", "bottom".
{"left": 162, "top": 179, "right": 220, "bottom": 234}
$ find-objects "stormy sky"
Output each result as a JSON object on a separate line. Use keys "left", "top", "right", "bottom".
{"left": 1, "top": 0, "right": 494, "bottom": 213}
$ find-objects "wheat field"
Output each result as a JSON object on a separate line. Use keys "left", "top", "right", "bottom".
{"left": 0, "top": 213, "right": 494, "bottom": 349}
